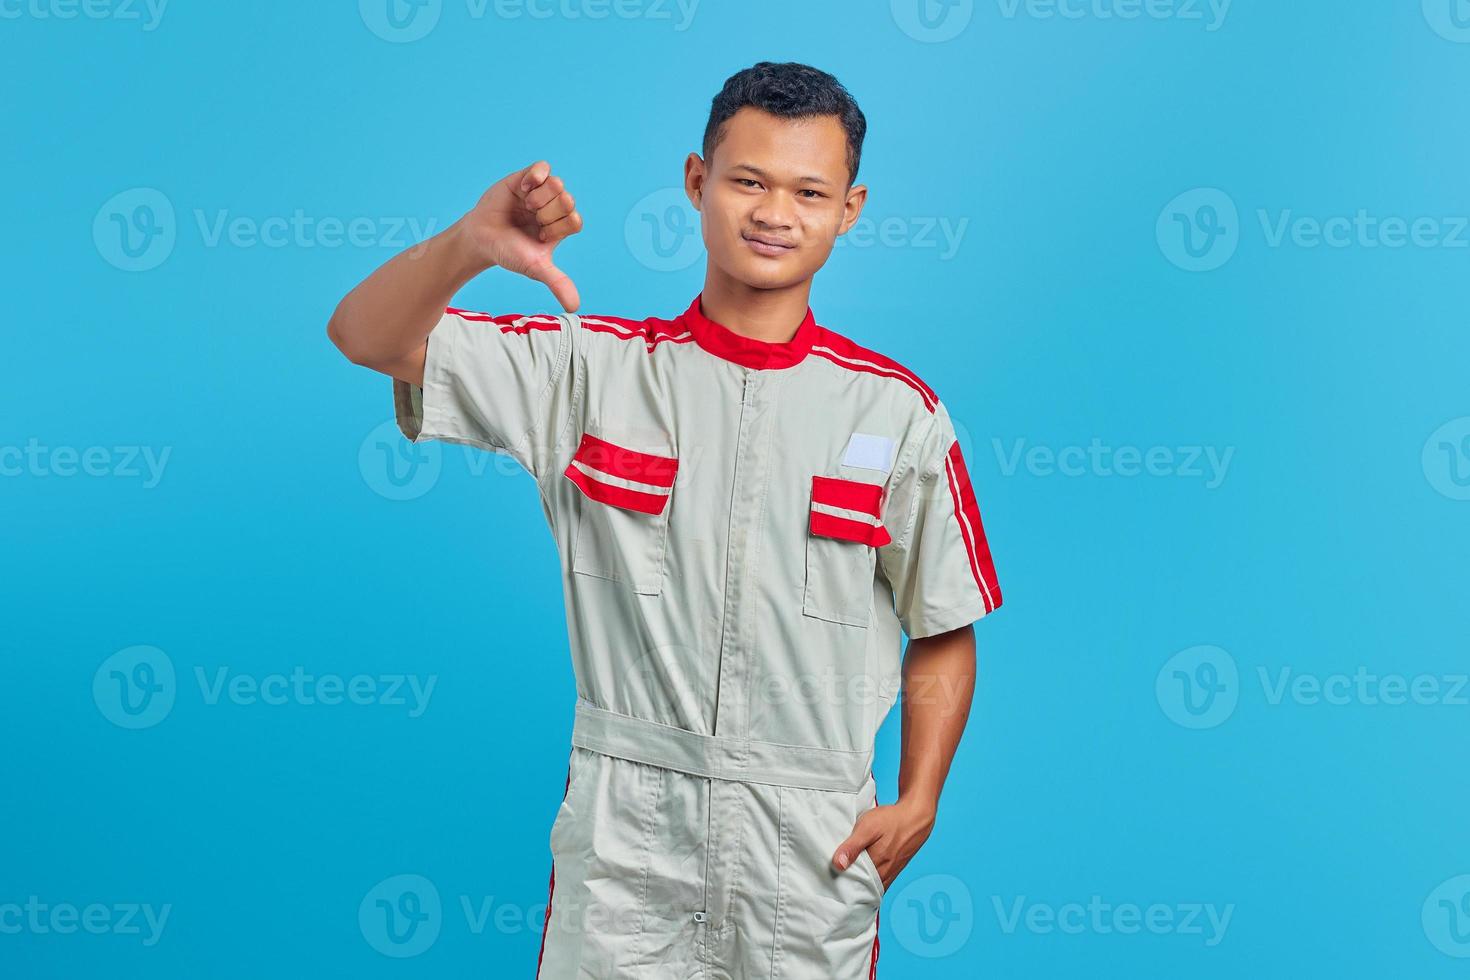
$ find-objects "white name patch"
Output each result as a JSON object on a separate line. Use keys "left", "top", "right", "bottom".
{"left": 841, "top": 432, "right": 896, "bottom": 473}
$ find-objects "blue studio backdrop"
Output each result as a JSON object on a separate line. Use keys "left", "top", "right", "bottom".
{"left": 4, "top": 1, "right": 1468, "bottom": 977}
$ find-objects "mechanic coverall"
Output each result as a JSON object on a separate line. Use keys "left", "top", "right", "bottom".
{"left": 392, "top": 292, "right": 1003, "bottom": 979}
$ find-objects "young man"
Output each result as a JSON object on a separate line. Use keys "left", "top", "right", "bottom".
{"left": 328, "top": 62, "right": 1001, "bottom": 979}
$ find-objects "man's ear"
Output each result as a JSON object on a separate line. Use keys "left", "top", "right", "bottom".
{"left": 684, "top": 152, "right": 706, "bottom": 211}
{"left": 837, "top": 183, "right": 868, "bottom": 235}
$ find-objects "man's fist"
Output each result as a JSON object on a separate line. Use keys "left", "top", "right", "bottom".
{"left": 460, "top": 160, "right": 584, "bottom": 312}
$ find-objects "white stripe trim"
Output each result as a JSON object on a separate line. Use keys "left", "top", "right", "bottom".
{"left": 569, "top": 458, "right": 672, "bottom": 496}
{"left": 810, "top": 501, "right": 882, "bottom": 526}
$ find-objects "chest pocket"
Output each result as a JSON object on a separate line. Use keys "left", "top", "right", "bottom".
{"left": 802, "top": 475, "right": 892, "bottom": 628}
{"left": 563, "top": 430, "right": 678, "bottom": 596}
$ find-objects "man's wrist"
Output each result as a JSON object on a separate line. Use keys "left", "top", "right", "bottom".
{"left": 443, "top": 218, "right": 499, "bottom": 281}
{"left": 894, "top": 790, "right": 940, "bottom": 826}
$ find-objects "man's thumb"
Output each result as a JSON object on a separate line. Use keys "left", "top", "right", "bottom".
{"left": 832, "top": 830, "right": 876, "bottom": 872}
{"left": 528, "top": 259, "right": 580, "bottom": 313}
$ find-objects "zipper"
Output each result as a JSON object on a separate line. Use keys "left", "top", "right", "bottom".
{"left": 699, "top": 371, "right": 754, "bottom": 954}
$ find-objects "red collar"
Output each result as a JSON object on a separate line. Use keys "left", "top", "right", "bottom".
{"left": 677, "top": 293, "right": 818, "bottom": 370}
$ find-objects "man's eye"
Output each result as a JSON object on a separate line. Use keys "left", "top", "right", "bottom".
{"left": 737, "top": 178, "right": 761, "bottom": 188}
{"left": 799, "top": 189, "right": 823, "bottom": 199}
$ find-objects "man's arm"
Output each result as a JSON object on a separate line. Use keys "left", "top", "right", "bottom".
{"left": 895, "top": 624, "right": 976, "bottom": 817}
{"left": 834, "top": 397, "right": 1001, "bottom": 888}
{"left": 831, "top": 623, "right": 976, "bottom": 889}
{"left": 326, "top": 160, "right": 584, "bottom": 386}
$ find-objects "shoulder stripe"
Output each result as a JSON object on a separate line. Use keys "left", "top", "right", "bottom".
{"left": 576, "top": 314, "right": 694, "bottom": 353}
{"left": 444, "top": 307, "right": 562, "bottom": 334}
{"left": 809, "top": 327, "right": 938, "bottom": 411}
{"left": 811, "top": 344, "right": 936, "bottom": 412}
{"left": 444, "top": 306, "right": 496, "bottom": 321}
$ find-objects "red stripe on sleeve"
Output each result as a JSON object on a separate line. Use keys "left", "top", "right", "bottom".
{"left": 945, "top": 441, "right": 1001, "bottom": 612}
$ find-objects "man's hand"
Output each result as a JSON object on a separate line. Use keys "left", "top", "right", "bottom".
{"left": 832, "top": 797, "right": 937, "bottom": 893}
{"left": 460, "top": 160, "right": 584, "bottom": 312}
{"left": 326, "top": 159, "right": 586, "bottom": 384}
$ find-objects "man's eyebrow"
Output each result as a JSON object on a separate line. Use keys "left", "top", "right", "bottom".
{"left": 731, "top": 163, "right": 833, "bottom": 187}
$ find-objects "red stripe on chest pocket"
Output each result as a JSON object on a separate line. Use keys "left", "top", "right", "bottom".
{"left": 563, "top": 432, "right": 678, "bottom": 516}
{"left": 809, "top": 475, "right": 891, "bottom": 547}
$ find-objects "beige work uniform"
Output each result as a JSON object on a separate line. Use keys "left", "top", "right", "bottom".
{"left": 392, "top": 293, "right": 1003, "bottom": 979}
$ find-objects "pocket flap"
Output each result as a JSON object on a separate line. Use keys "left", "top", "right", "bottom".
{"left": 809, "top": 475, "right": 891, "bottom": 547}
{"left": 564, "top": 432, "right": 678, "bottom": 516}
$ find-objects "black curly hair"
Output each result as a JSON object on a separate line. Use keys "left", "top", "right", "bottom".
{"left": 702, "top": 62, "right": 868, "bottom": 188}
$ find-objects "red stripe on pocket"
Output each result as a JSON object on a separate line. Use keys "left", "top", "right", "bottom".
{"left": 564, "top": 464, "right": 671, "bottom": 515}
{"left": 811, "top": 475, "right": 883, "bottom": 517}
{"left": 573, "top": 433, "right": 678, "bottom": 488}
{"left": 810, "top": 511, "right": 892, "bottom": 547}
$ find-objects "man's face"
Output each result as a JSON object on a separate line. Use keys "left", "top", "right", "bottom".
{"left": 687, "top": 107, "right": 866, "bottom": 291}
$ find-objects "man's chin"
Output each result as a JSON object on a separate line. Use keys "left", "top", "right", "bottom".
{"left": 721, "top": 255, "right": 807, "bottom": 291}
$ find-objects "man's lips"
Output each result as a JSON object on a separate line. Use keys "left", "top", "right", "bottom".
{"left": 744, "top": 233, "right": 796, "bottom": 256}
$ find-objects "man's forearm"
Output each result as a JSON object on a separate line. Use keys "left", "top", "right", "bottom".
{"left": 326, "top": 219, "right": 492, "bottom": 376}
{"left": 896, "top": 624, "right": 977, "bottom": 818}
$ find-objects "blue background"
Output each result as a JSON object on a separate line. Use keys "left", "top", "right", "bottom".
{"left": 5, "top": 0, "right": 1469, "bottom": 976}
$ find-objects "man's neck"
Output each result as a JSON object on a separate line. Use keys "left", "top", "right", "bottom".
{"left": 698, "top": 274, "right": 813, "bottom": 344}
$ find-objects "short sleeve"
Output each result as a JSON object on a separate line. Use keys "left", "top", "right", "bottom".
{"left": 879, "top": 401, "right": 1003, "bottom": 639}
{"left": 392, "top": 306, "right": 576, "bottom": 481}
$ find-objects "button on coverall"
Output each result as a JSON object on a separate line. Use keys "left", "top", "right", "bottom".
{"left": 392, "top": 292, "right": 1003, "bottom": 979}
